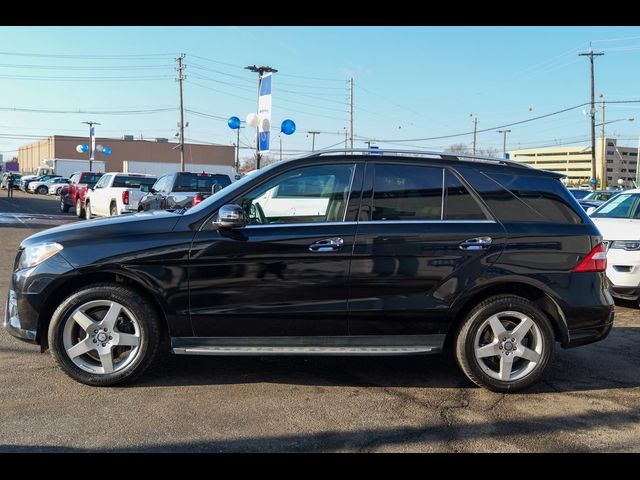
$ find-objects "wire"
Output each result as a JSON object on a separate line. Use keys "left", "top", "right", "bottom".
{"left": 0, "top": 63, "right": 173, "bottom": 70}
{"left": 0, "top": 51, "right": 173, "bottom": 59}
{"left": 0, "top": 74, "right": 173, "bottom": 82}
{"left": 0, "top": 106, "right": 176, "bottom": 115}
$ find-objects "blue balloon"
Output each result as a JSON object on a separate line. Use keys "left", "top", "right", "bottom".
{"left": 228, "top": 116, "right": 241, "bottom": 129}
{"left": 590, "top": 178, "right": 597, "bottom": 185}
{"left": 281, "top": 119, "right": 296, "bottom": 135}
{"left": 103, "top": 146, "right": 112, "bottom": 156}
{"left": 81, "top": 144, "right": 89, "bottom": 153}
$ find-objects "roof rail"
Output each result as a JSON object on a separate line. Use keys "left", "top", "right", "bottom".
{"left": 301, "top": 148, "right": 534, "bottom": 169}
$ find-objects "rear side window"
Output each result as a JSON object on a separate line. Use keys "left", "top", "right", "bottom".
{"left": 112, "top": 176, "right": 157, "bottom": 188}
{"left": 372, "top": 164, "right": 443, "bottom": 221}
{"left": 459, "top": 167, "right": 584, "bottom": 224}
{"left": 174, "top": 173, "right": 231, "bottom": 192}
{"left": 445, "top": 171, "right": 487, "bottom": 220}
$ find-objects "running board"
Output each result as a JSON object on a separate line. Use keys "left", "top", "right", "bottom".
{"left": 171, "top": 335, "right": 445, "bottom": 356}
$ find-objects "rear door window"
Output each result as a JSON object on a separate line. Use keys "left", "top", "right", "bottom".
{"left": 444, "top": 171, "right": 488, "bottom": 220}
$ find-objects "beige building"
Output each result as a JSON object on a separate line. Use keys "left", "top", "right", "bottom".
{"left": 18, "top": 135, "right": 234, "bottom": 175}
{"left": 509, "top": 138, "right": 638, "bottom": 188}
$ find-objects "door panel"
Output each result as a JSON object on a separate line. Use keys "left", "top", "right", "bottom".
{"left": 189, "top": 224, "right": 356, "bottom": 336}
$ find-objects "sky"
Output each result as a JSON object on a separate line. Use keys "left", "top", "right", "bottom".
{"left": 2, "top": 26, "right": 640, "bottom": 165}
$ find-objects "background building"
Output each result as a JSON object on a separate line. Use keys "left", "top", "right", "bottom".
{"left": 18, "top": 135, "right": 235, "bottom": 176}
{"left": 509, "top": 138, "right": 638, "bottom": 187}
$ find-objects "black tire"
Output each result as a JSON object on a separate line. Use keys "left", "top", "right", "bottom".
{"left": 75, "top": 198, "right": 84, "bottom": 218}
{"left": 110, "top": 202, "right": 118, "bottom": 217}
{"left": 60, "top": 196, "right": 70, "bottom": 213}
{"left": 56, "top": 187, "right": 63, "bottom": 196}
{"left": 37, "top": 185, "right": 48, "bottom": 195}
{"left": 85, "top": 201, "right": 92, "bottom": 220}
{"left": 48, "top": 283, "right": 161, "bottom": 387}
{"left": 455, "top": 295, "right": 554, "bottom": 393}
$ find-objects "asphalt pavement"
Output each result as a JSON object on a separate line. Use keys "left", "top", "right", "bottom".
{"left": 0, "top": 190, "right": 639, "bottom": 452}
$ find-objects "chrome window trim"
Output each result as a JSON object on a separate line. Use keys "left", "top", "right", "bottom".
{"left": 242, "top": 219, "right": 497, "bottom": 229}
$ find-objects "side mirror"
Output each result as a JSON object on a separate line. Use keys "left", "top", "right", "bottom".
{"left": 586, "top": 206, "right": 596, "bottom": 215}
{"left": 212, "top": 184, "right": 223, "bottom": 194}
{"left": 215, "top": 204, "right": 245, "bottom": 229}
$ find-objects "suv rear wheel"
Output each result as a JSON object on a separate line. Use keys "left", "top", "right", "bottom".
{"left": 48, "top": 283, "right": 161, "bottom": 386}
{"left": 455, "top": 295, "right": 554, "bottom": 393}
{"left": 85, "top": 201, "right": 92, "bottom": 220}
{"left": 75, "top": 198, "right": 84, "bottom": 218}
{"left": 60, "top": 196, "right": 69, "bottom": 213}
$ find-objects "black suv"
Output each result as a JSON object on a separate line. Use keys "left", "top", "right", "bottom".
{"left": 138, "top": 171, "right": 232, "bottom": 212}
{"left": 4, "top": 150, "right": 614, "bottom": 392}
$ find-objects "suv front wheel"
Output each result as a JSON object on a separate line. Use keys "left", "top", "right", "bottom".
{"left": 48, "top": 283, "right": 161, "bottom": 386}
{"left": 455, "top": 295, "right": 554, "bottom": 393}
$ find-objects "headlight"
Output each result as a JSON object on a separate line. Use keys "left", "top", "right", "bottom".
{"left": 610, "top": 240, "right": 640, "bottom": 251}
{"left": 18, "top": 243, "right": 63, "bottom": 269}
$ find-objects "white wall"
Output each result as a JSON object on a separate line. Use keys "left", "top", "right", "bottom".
{"left": 122, "top": 160, "right": 235, "bottom": 179}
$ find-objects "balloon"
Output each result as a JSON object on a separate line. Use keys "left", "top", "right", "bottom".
{"left": 103, "top": 146, "right": 112, "bottom": 156}
{"left": 81, "top": 144, "right": 89, "bottom": 153}
{"left": 96, "top": 144, "right": 104, "bottom": 153}
{"left": 260, "top": 117, "right": 271, "bottom": 132}
{"left": 76, "top": 145, "right": 84, "bottom": 153}
{"left": 281, "top": 119, "right": 296, "bottom": 135}
{"left": 246, "top": 113, "right": 260, "bottom": 128}
{"left": 228, "top": 116, "right": 241, "bottom": 129}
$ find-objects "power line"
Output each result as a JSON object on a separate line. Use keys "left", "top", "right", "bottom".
{"left": 0, "top": 106, "right": 177, "bottom": 114}
{"left": 0, "top": 74, "right": 173, "bottom": 81}
{"left": 0, "top": 51, "right": 173, "bottom": 59}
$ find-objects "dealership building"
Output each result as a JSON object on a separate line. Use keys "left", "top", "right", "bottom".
{"left": 18, "top": 135, "right": 235, "bottom": 177}
{"left": 509, "top": 138, "right": 638, "bottom": 187}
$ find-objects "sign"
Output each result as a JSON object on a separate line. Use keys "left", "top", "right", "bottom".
{"left": 258, "top": 72, "right": 272, "bottom": 153}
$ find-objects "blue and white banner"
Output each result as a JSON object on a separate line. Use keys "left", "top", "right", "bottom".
{"left": 90, "top": 126, "right": 96, "bottom": 161}
{"left": 258, "top": 72, "right": 272, "bottom": 153}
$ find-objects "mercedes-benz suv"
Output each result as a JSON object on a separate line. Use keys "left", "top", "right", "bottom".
{"left": 4, "top": 150, "right": 615, "bottom": 392}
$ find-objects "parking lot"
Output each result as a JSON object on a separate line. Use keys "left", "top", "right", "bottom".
{"left": 0, "top": 190, "right": 638, "bottom": 452}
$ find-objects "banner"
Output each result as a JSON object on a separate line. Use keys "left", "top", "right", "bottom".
{"left": 90, "top": 125, "right": 96, "bottom": 161}
{"left": 258, "top": 72, "right": 272, "bottom": 152}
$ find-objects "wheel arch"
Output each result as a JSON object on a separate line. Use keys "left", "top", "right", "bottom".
{"left": 37, "top": 271, "right": 170, "bottom": 352}
{"left": 444, "top": 281, "right": 569, "bottom": 350}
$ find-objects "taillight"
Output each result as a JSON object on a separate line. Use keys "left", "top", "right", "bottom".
{"left": 192, "top": 194, "right": 203, "bottom": 206}
{"left": 122, "top": 191, "right": 129, "bottom": 205}
{"left": 574, "top": 243, "right": 607, "bottom": 272}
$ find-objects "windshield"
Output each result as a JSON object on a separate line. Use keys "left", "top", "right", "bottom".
{"left": 591, "top": 193, "right": 640, "bottom": 219}
{"left": 583, "top": 191, "right": 614, "bottom": 201}
{"left": 569, "top": 189, "right": 590, "bottom": 200}
{"left": 185, "top": 163, "right": 280, "bottom": 216}
{"left": 112, "top": 176, "right": 157, "bottom": 188}
{"left": 173, "top": 173, "right": 232, "bottom": 192}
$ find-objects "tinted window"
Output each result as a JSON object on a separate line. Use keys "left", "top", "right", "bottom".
{"left": 112, "top": 176, "right": 157, "bottom": 188}
{"left": 239, "top": 164, "right": 355, "bottom": 224}
{"left": 445, "top": 171, "right": 487, "bottom": 220}
{"left": 569, "top": 189, "right": 590, "bottom": 200}
{"left": 485, "top": 173, "right": 583, "bottom": 224}
{"left": 372, "top": 164, "right": 443, "bottom": 221}
{"left": 173, "top": 173, "right": 231, "bottom": 192}
{"left": 81, "top": 173, "right": 103, "bottom": 185}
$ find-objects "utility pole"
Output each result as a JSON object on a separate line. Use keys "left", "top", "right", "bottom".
{"left": 245, "top": 65, "right": 278, "bottom": 169}
{"left": 579, "top": 49, "right": 604, "bottom": 190}
{"left": 636, "top": 136, "right": 640, "bottom": 188}
{"left": 308, "top": 131, "right": 320, "bottom": 151}
{"left": 364, "top": 140, "right": 372, "bottom": 148}
{"left": 344, "top": 128, "right": 348, "bottom": 148}
{"left": 600, "top": 100, "right": 606, "bottom": 188}
{"left": 497, "top": 129, "right": 511, "bottom": 159}
{"left": 279, "top": 135, "right": 282, "bottom": 161}
{"left": 470, "top": 114, "right": 478, "bottom": 155}
{"left": 348, "top": 78, "right": 354, "bottom": 149}
{"left": 235, "top": 127, "right": 241, "bottom": 175}
{"left": 176, "top": 53, "right": 186, "bottom": 172}
{"left": 82, "top": 121, "right": 100, "bottom": 172}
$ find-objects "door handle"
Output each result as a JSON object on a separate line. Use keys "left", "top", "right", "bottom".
{"left": 309, "top": 237, "right": 344, "bottom": 252}
{"left": 459, "top": 236, "right": 492, "bottom": 250}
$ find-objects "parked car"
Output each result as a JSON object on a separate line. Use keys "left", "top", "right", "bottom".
{"left": 568, "top": 188, "right": 592, "bottom": 200}
{"left": 589, "top": 189, "right": 640, "bottom": 306}
{"left": 0, "top": 172, "right": 22, "bottom": 189}
{"left": 138, "top": 171, "right": 232, "bottom": 212}
{"left": 578, "top": 190, "right": 621, "bottom": 211}
{"left": 28, "top": 177, "right": 69, "bottom": 195}
{"left": 5, "top": 150, "right": 614, "bottom": 392}
{"left": 21, "top": 174, "right": 61, "bottom": 192}
{"left": 48, "top": 178, "right": 71, "bottom": 196}
{"left": 85, "top": 173, "right": 157, "bottom": 219}
{"left": 59, "top": 172, "right": 104, "bottom": 216}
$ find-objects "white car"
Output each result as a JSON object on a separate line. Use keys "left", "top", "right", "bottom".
{"left": 28, "top": 177, "right": 69, "bottom": 195}
{"left": 590, "top": 189, "right": 640, "bottom": 306}
{"left": 85, "top": 172, "right": 157, "bottom": 219}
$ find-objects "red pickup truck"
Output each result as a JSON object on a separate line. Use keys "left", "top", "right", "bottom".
{"left": 59, "top": 171, "right": 104, "bottom": 216}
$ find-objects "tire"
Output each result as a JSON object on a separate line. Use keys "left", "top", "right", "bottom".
{"left": 60, "top": 196, "right": 70, "bottom": 213}
{"left": 48, "top": 283, "right": 161, "bottom": 387}
{"left": 76, "top": 198, "right": 84, "bottom": 218}
{"left": 37, "top": 185, "right": 48, "bottom": 195}
{"left": 56, "top": 187, "right": 63, "bottom": 196}
{"left": 110, "top": 202, "right": 118, "bottom": 217}
{"left": 455, "top": 295, "right": 554, "bottom": 393}
{"left": 85, "top": 201, "right": 92, "bottom": 220}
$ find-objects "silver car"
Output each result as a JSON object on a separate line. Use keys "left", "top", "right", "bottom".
{"left": 28, "top": 177, "right": 69, "bottom": 195}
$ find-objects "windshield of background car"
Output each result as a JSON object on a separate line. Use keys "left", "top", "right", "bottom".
{"left": 186, "top": 163, "right": 280, "bottom": 216}
{"left": 591, "top": 193, "right": 640, "bottom": 219}
{"left": 82, "top": 173, "right": 103, "bottom": 184}
{"left": 173, "top": 173, "right": 232, "bottom": 192}
{"left": 569, "top": 189, "right": 591, "bottom": 200}
{"left": 112, "top": 176, "right": 157, "bottom": 188}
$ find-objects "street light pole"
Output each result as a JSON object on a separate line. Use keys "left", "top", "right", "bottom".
{"left": 308, "top": 131, "right": 320, "bottom": 152}
{"left": 82, "top": 121, "right": 100, "bottom": 172}
{"left": 245, "top": 65, "right": 278, "bottom": 170}
{"left": 497, "top": 129, "right": 511, "bottom": 159}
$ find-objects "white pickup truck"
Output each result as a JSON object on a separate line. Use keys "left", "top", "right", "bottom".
{"left": 84, "top": 172, "right": 157, "bottom": 219}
